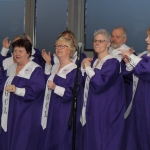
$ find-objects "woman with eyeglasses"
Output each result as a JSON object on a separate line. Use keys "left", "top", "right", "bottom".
{"left": 80, "top": 29, "right": 125, "bottom": 150}
{"left": 41, "top": 30, "right": 86, "bottom": 149}
{"left": 40, "top": 37, "right": 77, "bottom": 150}
{"left": 41, "top": 30, "right": 86, "bottom": 66}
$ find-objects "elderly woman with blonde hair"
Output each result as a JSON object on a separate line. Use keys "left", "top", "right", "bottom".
{"left": 40, "top": 37, "right": 77, "bottom": 150}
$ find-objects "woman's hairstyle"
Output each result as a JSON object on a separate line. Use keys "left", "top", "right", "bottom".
{"left": 57, "top": 30, "right": 77, "bottom": 48}
{"left": 147, "top": 28, "right": 150, "bottom": 35}
{"left": 12, "top": 35, "right": 27, "bottom": 43}
{"left": 12, "top": 39, "right": 32, "bottom": 57}
{"left": 94, "top": 29, "right": 111, "bottom": 42}
{"left": 55, "top": 37, "right": 76, "bottom": 58}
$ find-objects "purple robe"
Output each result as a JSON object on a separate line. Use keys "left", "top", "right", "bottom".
{"left": 33, "top": 48, "right": 45, "bottom": 68}
{"left": 125, "top": 54, "right": 150, "bottom": 150}
{"left": 40, "top": 63, "right": 77, "bottom": 150}
{"left": 0, "top": 61, "right": 45, "bottom": 150}
{"left": 82, "top": 57, "right": 125, "bottom": 150}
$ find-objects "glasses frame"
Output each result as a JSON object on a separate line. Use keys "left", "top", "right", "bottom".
{"left": 92, "top": 39, "right": 109, "bottom": 44}
{"left": 55, "top": 45, "right": 69, "bottom": 49}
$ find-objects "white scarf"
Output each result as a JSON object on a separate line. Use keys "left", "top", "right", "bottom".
{"left": 1, "top": 61, "right": 39, "bottom": 132}
{"left": 80, "top": 55, "right": 114, "bottom": 126}
{"left": 41, "top": 62, "right": 77, "bottom": 129}
{"left": 124, "top": 51, "right": 149, "bottom": 119}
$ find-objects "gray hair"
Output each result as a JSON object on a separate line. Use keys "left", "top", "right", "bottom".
{"left": 94, "top": 29, "right": 111, "bottom": 42}
{"left": 113, "top": 26, "right": 127, "bottom": 38}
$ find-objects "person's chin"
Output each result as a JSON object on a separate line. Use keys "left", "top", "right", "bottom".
{"left": 147, "top": 44, "right": 150, "bottom": 51}
{"left": 111, "top": 44, "right": 118, "bottom": 49}
{"left": 14, "top": 58, "right": 21, "bottom": 63}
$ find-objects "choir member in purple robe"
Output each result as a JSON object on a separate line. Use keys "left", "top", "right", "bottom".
{"left": 121, "top": 28, "right": 150, "bottom": 150}
{"left": 0, "top": 35, "right": 45, "bottom": 73}
{"left": 0, "top": 39, "right": 45, "bottom": 150}
{"left": 41, "top": 30, "right": 86, "bottom": 149}
{"left": 80, "top": 29, "right": 125, "bottom": 150}
{"left": 40, "top": 37, "right": 77, "bottom": 150}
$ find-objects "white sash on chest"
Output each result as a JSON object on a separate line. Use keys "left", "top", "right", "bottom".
{"left": 41, "top": 63, "right": 77, "bottom": 129}
{"left": 41, "top": 64, "right": 58, "bottom": 130}
{"left": 124, "top": 51, "right": 149, "bottom": 119}
{"left": 1, "top": 61, "right": 39, "bottom": 132}
{"left": 1, "top": 76, "right": 14, "bottom": 132}
{"left": 80, "top": 55, "right": 114, "bottom": 126}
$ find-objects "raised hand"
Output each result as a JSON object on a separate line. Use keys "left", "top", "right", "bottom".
{"left": 2, "top": 37, "right": 11, "bottom": 49}
{"left": 42, "top": 49, "right": 51, "bottom": 65}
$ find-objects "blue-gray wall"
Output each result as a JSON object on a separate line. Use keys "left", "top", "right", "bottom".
{"left": 85, "top": 0, "right": 150, "bottom": 53}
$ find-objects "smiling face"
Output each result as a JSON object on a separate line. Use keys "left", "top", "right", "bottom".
{"left": 55, "top": 40, "right": 71, "bottom": 59}
{"left": 93, "top": 34, "right": 110, "bottom": 54}
{"left": 13, "top": 46, "right": 30, "bottom": 65}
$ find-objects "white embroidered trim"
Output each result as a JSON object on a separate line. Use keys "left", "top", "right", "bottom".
{"left": 15, "top": 87, "right": 25, "bottom": 97}
{"left": 1, "top": 47, "right": 9, "bottom": 56}
{"left": 44, "top": 64, "right": 52, "bottom": 75}
{"left": 129, "top": 54, "right": 142, "bottom": 67}
{"left": 85, "top": 66, "right": 95, "bottom": 79}
{"left": 3, "top": 57, "right": 14, "bottom": 70}
{"left": 54, "top": 85, "right": 65, "bottom": 97}
{"left": 1, "top": 76, "right": 14, "bottom": 132}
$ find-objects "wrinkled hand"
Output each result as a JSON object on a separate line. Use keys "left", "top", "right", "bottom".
{"left": 5, "top": 84, "right": 16, "bottom": 93}
{"left": 122, "top": 56, "right": 129, "bottom": 63}
{"left": 121, "top": 49, "right": 132, "bottom": 59}
{"left": 47, "top": 80, "right": 56, "bottom": 90}
{"left": 129, "top": 47, "right": 134, "bottom": 54}
{"left": 42, "top": 49, "right": 51, "bottom": 65}
{"left": 121, "top": 48, "right": 134, "bottom": 63}
{"left": 3, "top": 37, "right": 11, "bottom": 49}
{"left": 82, "top": 57, "right": 93, "bottom": 68}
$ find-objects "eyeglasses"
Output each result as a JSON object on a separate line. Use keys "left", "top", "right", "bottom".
{"left": 93, "top": 40, "right": 109, "bottom": 44}
{"left": 55, "top": 45, "right": 68, "bottom": 49}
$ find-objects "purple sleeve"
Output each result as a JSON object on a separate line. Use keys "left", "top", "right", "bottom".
{"left": 59, "top": 69, "right": 77, "bottom": 103}
{"left": 134, "top": 55, "right": 150, "bottom": 82}
{"left": 90, "top": 59, "right": 120, "bottom": 93}
{"left": 0, "top": 70, "right": 4, "bottom": 91}
{"left": 23, "top": 67, "right": 45, "bottom": 101}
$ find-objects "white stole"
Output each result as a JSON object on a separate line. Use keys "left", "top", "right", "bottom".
{"left": 41, "top": 62, "right": 77, "bottom": 129}
{"left": 41, "top": 65, "right": 58, "bottom": 129}
{"left": 1, "top": 76, "right": 14, "bottom": 132}
{"left": 124, "top": 51, "right": 149, "bottom": 119}
{"left": 80, "top": 55, "right": 115, "bottom": 126}
{"left": 1, "top": 61, "right": 39, "bottom": 132}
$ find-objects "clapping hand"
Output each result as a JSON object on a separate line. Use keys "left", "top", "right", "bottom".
{"left": 42, "top": 49, "right": 51, "bottom": 65}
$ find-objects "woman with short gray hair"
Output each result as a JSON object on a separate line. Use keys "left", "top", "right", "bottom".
{"left": 80, "top": 29, "right": 125, "bottom": 150}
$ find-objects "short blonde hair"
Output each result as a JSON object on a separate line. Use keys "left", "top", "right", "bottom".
{"left": 56, "top": 37, "right": 76, "bottom": 58}
{"left": 57, "top": 30, "right": 77, "bottom": 48}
